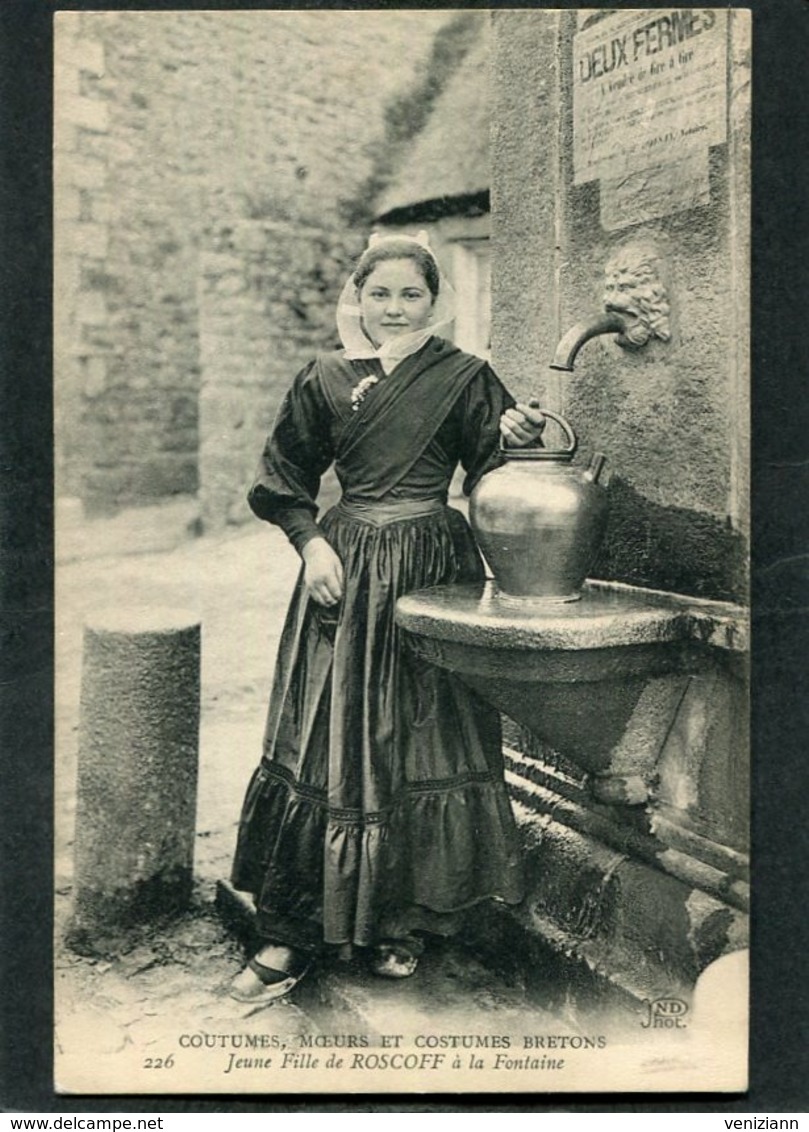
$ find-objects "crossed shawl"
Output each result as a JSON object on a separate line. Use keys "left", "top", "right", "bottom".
{"left": 316, "top": 339, "right": 487, "bottom": 500}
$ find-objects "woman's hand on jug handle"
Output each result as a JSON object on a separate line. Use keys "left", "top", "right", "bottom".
{"left": 302, "top": 537, "right": 344, "bottom": 606}
{"left": 500, "top": 398, "right": 547, "bottom": 448}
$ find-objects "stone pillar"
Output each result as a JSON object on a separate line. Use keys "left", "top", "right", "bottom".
{"left": 486, "top": 11, "right": 750, "bottom": 1014}
{"left": 67, "top": 609, "right": 200, "bottom": 955}
{"left": 490, "top": 9, "right": 565, "bottom": 411}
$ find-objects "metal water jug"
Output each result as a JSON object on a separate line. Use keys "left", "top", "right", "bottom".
{"left": 469, "top": 409, "right": 608, "bottom": 602}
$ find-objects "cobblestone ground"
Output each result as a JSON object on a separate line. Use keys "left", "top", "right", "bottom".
{"left": 54, "top": 498, "right": 568, "bottom": 1089}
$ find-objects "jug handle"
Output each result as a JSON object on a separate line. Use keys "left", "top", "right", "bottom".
{"left": 500, "top": 406, "right": 578, "bottom": 457}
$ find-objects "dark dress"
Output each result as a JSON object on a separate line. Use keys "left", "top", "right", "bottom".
{"left": 232, "top": 337, "right": 524, "bottom": 951}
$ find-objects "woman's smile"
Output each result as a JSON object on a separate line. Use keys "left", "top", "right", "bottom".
{"left": 358, "top": 258, "right": 436, "bottom": 347}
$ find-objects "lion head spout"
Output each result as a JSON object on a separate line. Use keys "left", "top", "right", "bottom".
{"left": 602, "top": 243, "right": 671, "bottom": 348}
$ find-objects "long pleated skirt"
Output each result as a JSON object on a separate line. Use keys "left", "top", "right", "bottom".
{"left": 231, "top": 498, "right": 524, "bottom": 950}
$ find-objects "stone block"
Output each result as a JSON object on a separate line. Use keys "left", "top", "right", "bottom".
{"left": 61, "top": 220, "right": 108, "bottom": 258}
{"left": 157, "top": 427, "right": 198, "bottom": 455}
{"left": 198, "top": 336, "right": 238, "bottom": 371}
{"left": 80, "top": 42, "right": 106, "bottom": 78}
{"left": 59, "top": 35, "right": 105, "bottom": 77}
{"left": 234, "top": 223, "right": 273, "bottom": 256}
{"left": 198, "top": 385, "right": 245, "bottom": 426}
{"left": 199, "top": 252, "right": 244, "bottom": 279}
{"left": 77, "top": 130, "right": 113, "bottom": 162}
{"left": 214, "top": 271, "right": 248, "bottom": 296}
{"left": 655, "top": 667, "right": 748, "bottom": 852}
{"left": 80, "top": 263, "right": 119, "bottom": 294}
{"left": 77, "top": 290, "right": 107, "bottom": 326}
{"left": 55, "top": 122, "right": 79, "bottom": 155}
{"left": 82, "top": 456, "right": 199, "bottom": 514}
{"left": 510, "top": 797, "right": 747, "bottom": 1002}
{"left": 54, "top": 61, "right": 81, "bottom": 98}
{"left": 89, "top": 194, "right": 113, "bottom": 224}
{"left": 69, "top": 157, "right": 106, "bottom": 190}
{"left": 81, "top": 355, "right": 107, "bottom": 398}
{"left": 81, "top": 324, "right": 115, "bottom": 352}
{"left": 54, "top": 253, "right": 82, "bottom": 302}
{"left": 61, "top": 94, "right": 109, "bottom": 133}
{"left": 54, "top": 11, "right": 81, "bottom": 45}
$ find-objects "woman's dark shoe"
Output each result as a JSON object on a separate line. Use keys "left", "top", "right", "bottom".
{"left": 369, "top": 938, "right": 422, "bottom": 979}
{"left": 229, "top": 944, "right": 310, "bottom": 1004}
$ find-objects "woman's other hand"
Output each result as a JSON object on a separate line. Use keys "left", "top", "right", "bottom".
{"left": 500, "top": 398, "right": 547, "bottom": 448}
{"left": 301, "top": 537, "right": 344, "bottom": 606}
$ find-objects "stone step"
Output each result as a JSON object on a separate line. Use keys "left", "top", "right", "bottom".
{"left": 216, "top": 879, "right": 584, "bottom": 1041}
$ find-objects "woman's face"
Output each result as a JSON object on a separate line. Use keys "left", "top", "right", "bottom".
{"left": 358, "top": 258, "right": 435, "bottom": 347}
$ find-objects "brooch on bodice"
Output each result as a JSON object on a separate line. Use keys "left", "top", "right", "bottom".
{"left": 350, "top": 374, "right": 380, "bottom": 412}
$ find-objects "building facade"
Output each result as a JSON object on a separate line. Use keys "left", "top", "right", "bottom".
{"left": 54, "top": 10, "right": 457, "bottom": 522}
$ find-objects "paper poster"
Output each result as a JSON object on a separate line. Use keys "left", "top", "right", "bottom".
{"left": 573, "top": 9, "right": 727, "bottom": 188}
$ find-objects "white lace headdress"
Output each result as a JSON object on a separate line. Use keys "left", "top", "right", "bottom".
{"left": 336, "top": 230, "right": 456, "bottom": 376}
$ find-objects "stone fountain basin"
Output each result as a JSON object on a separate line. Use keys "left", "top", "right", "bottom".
{"left": 396, "top": 579, "right": 747, "bottom": 775}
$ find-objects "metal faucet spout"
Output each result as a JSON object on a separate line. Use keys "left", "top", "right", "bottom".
{"left": 550, "top": 312, "right": 628, "bottom": 372}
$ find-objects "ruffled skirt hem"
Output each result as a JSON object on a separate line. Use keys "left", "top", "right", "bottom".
{"left": 232, "top": 761, "right": 524, "bottom": 948}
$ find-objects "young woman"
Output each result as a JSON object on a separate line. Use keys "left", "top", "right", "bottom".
{"left": 230, "top": 232, "right": 544, "bottom": 1003}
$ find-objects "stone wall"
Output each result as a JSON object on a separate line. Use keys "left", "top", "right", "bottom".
{"left": 491, "top": 10, "right": 750, "bottom": 602}
{"left": 54, "top": 11, "right": 449, "bottom": 516}
{"left": 484, "top": 12, "right": 750, "bottom": 1009}
{"left": 54, "top": 19, "right": 110, "bottom": 499}
{"left": 197, "top": 221, "right": 362, "bottom": 530}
